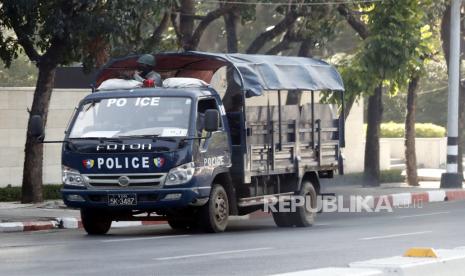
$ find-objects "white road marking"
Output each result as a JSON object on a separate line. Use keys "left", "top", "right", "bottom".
{"left": 101, "top": 234, "right": 190, "bottom": 243}
{"left": 395, "top": 211, "right": 450, "bottom": 219}
{"left": 359, "top": 231, "right": 432, "bottom": 241}
{"left": 154, "top": 247, "right": 273, "bottom": 261}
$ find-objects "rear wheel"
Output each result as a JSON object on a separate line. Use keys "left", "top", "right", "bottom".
{"left": 80, "top": 209, "right": 112, "bottom": 235}
{"left": 198, "top": 184, "right": 229, "bottom": 233}
{"left": 290, "top": 180, "right": 317, "bottom": 227}
{"left": 272, "top": 211, "right": 293, "bottom": 227}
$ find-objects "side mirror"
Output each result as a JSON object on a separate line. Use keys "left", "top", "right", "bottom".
{"left": 29, "top": 115, "right": 44, "bottom": 139}
{"left": 204, "top": 109, "right": 219, "bottom": 132}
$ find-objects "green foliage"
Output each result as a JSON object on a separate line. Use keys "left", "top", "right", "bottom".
{"left": 0, "top": 53, "right": 37, "bottom": 86}
{"left": 380, "top": 169, "right": 404, "bottom": 183}
{"left": 107, "top": 0, "right": 176, "bottom": 56}
{"left": 362, "top": 0, "right": 430, "bottom": 92}
{"left": 379, "top": 122, "right": 405, "bottom": 138}
{"left": 363, "top": 121, "right": 446, "bottom": 138}
{"left": 415, "top": 123, "right": 446, "bottom": 138}
{"left": 0, "top": 185, "right": 62, "bottom": 202}
{"left": 333, "top": 0, "right": 436, "bottom": 107}
{"left": 383, "top": 58, "right": 448, "bottom": 125}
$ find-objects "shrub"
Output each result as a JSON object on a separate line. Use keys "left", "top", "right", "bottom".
{"left": 380, "top": 169, "right": 404, "bottom": 183}
{"left": 363, "top": 122, "right": 445, "bottom": 138}
{"left": 0, "top": 184, "right": 62, "bottom": 202}
{"left": 415, "top": 123, "right": 446, "bottom": 138}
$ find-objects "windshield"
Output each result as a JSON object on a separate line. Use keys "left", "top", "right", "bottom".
{"left": 68, "top": 97, "right": 192, "bottom": 138}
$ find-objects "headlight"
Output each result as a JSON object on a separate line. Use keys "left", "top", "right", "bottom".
{"left": 165, "top": 162, "right": 195, "bottom": 186}
{"left": 62, "top": 166, "right": 88, "bottom": 187}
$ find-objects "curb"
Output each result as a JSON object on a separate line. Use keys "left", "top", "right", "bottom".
{"left": 2, "top": 188, "right": 465, "bottom": 233}
{"left": 0, "top": 220, "right": 58, "bottom": 233}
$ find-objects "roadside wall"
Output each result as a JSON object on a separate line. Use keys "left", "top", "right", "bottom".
{"left": 342, "top": 99, "right": 365, "bottom": 173}
{"left": 0, "top": 87, "right": 89, "bottom": 187}
{"left": 381, "top": 137, "right": 446, "bottom": 169}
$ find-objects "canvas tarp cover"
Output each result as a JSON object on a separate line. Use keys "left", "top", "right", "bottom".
{"left": 94, "top": 51, "right": 344, "bottom": 97}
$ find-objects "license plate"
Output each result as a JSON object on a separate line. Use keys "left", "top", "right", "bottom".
{"left": 108, "top": 194, "right": 137, "bottom": 206}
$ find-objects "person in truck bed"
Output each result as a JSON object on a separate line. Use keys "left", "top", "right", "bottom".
{"left": 134, "top": 54, "right": 162, "bottom": 86}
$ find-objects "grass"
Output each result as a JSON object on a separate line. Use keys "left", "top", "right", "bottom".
{"left": 0, "top": 184, "right": 62, "bottom": 202}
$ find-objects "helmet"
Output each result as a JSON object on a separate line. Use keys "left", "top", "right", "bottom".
{"left": 137, "top": 54, "right": 155, "bottom": 66}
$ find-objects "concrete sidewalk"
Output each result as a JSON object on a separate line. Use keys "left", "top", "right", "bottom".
{"left": 320, "top": 180, "right": 448, "bottom": 197}
{"left": 1, "top": 181, "right": 464, "bottom": 233}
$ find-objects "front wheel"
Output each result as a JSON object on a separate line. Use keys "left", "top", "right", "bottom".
{"left": 198, "top": 184, "right": 229, "bottom": 233}
{"left": 167, "top": 217, "right": 195, "bottom": 231}
{"left": 80, "top": 209, "right": 112, "bottom": 235}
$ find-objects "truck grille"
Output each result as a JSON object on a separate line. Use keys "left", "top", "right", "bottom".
{"left": 84, "top": 173, "right": 166, "bottom": 189}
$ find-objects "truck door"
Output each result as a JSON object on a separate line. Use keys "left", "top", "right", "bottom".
{"left": 196, "top": 98, "right": 231, "bottom": 176}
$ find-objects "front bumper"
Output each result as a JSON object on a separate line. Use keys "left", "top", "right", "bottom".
{"left": 61, "top": 186, "right": 210, "bottom": 210}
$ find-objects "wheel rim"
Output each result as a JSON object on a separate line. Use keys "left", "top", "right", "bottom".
{"left": 214, "top": 190, "right": 228, "bottom": 224}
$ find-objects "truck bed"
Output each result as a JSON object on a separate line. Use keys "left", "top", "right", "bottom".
{"left": 243, "top": 103, "right": 340, "bottom": 180}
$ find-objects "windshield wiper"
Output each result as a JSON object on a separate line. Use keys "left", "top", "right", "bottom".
{"left": 68, "top": 137, "right": 123, "bottom": 143}
{"left": 116, "top": 134, "right": 182, "bottom": 142}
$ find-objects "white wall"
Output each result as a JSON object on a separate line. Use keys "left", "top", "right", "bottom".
{"left": 381, "top": 137, "right": 446, "bottom": 169}
{"left": 0, "top": 87, "right": 90, "bottom": 187}
{"left": 342, "top": 99, "right": 365, "bottom": 173}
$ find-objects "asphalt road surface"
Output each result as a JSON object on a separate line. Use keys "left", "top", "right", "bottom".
{"left": 2, "top": 201, "right": 465, "bottom": 276}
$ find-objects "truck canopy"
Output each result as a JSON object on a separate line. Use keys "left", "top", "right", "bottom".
{"left": 94, "top": 51, "right": 344, "bottom": 97}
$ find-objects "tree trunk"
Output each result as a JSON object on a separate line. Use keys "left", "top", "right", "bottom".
{"left": 21, "top": 63, "right": 57, "bottom": 203}
{"left": 405, "top": 75, "right": 420, "bottom": 186}
{"left": 224, "top": 11, "right": 238, "bottom": 53}
{"left": 246, "top": 10, "right": 299, "bottom": 54}
{"left": 364, "top": 85, "right": 383, "bottom": 186}
{"left": 180, "top": 0, "right": 195, "bottom": 51}
{"left": 222, "top": 11, "right": 242, "bottom": 112}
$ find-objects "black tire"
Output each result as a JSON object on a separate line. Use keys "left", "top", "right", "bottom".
{"left": 272, "top": 211, "right": 294, "bottom": 227}
{"left": 167, "top": 218, "right": 195, "bottom": 231}
{"left": 198, "top": 184, "right": 229, "bottom": 233}
{"left": 290, "top": 180, "right": 317, "bottom": 227}
{"left": 80, "top": 209, "right": 112, "bottom": 235}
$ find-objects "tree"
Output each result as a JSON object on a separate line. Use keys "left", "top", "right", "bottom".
{"left": 338, "top": 0, "right": 430, "bottom": 186}
{"left": 404, "top": 1, "right": 442, "bottom": 187}
{"left": 0, "top": 0, "right": 134, "bottom": 203}
{"left": 221, "top": 1, "right": 340, "bottom": 109}
{"left": 169, "top": 0, "right": 239, "bottom": 51}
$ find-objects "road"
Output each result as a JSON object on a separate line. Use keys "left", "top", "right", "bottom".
{"left": 2, "top": 201, "right": 465, "bottom": 276}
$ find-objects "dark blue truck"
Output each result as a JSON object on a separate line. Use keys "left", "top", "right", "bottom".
{"left": 30, "top": 52, "right": 345, "bottom": 235}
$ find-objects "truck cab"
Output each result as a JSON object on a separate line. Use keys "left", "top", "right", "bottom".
{"left": 62, "top": 84, "right": 238, "bottom": 232}
{"left": 31, "top": 51, "right": 345, "bottom": 235}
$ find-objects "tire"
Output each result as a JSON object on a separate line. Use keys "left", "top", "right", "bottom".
{"left": 272, "top": 211, "right": 293, "bottom": 227}
{"left": 167, "top": 218, "right": 195, "bottom": 231}
{"left": 290, "top": 180, "right": 317, "bottom": 227}
{"left": 80, "top": 209, "right": 112, "bottom": 235}
{"left": 198, "top": 184, "right": 229, "bottom": 233}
